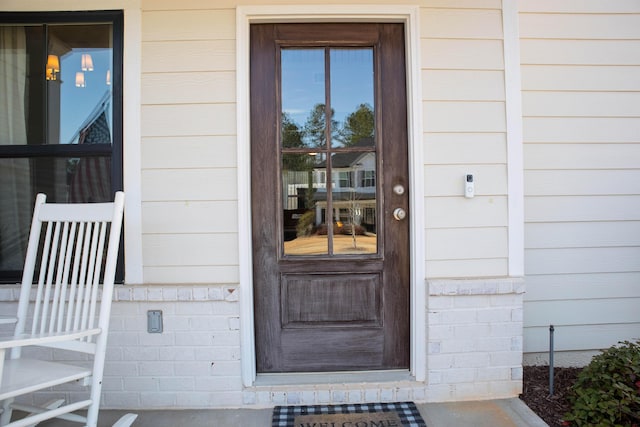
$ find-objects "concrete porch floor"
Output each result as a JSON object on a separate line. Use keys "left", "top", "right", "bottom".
{"left": 35, "top": 398, "right": 549, "bottom": 426}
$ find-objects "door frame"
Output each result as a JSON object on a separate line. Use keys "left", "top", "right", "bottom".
{"left": 236, "top": 5, "right": 425, "bottom": 386}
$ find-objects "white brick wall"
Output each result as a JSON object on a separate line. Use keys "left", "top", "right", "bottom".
{"left": 426, "top": 278, "right": 524, "bottom": 402}
{"left": 0, "top": 278, "right": 524, "bottom": 408}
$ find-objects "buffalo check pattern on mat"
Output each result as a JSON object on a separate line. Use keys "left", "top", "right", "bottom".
{"left": 272, "top": 401, "right": 427, "bottom": 427}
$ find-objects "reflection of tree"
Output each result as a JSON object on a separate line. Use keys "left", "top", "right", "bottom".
{"left": 281, "top": 112, "right": 316, "bottom": 211}
{"left": 337, "top": 103, "right": 374, "bottom": 147}
{"left": 281, "top": 112, "right": 309, "bottom": 172}
{"left": 303, "top": 103, "right": 338, "bottom": 148}
{"left": 282, "top": 112, "right": 304, "bottom": 149}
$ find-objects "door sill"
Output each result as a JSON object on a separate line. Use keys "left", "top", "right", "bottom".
{"left": 254, "top": 370, "right": 412, "bottom": 387}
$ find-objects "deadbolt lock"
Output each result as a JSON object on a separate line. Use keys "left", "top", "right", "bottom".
{"left": 393, "top": 207, "right": 407, "bottom": 221}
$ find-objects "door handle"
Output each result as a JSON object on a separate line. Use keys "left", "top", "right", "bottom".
{"left": 393, "top": 208, "right": 406, "bottom": 221}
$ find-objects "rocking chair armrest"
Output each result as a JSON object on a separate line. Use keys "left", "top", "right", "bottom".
{"left": 0, "top": 316, "right": 18, "bottom": 325}
{"left": 0, "top": 328, "right": 101, "bottom": 350}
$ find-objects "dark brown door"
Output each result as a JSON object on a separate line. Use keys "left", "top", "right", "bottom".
{"left": 251, "top": 23, "right": 409, "bottom": 373}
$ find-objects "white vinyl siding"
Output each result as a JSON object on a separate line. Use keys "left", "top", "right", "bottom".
{"left": 140, "top": 6, "right": 237, "bottom": 284}
{"left": 520, "top": 1, "right": 640, "bottom": 353}
{"left": 422, "top": 3, "right": 508, "bottom": 278}
{"left": 137, "top": 0, "right": 511, "bottom": 283}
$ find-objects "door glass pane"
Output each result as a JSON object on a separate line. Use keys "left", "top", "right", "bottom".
{"left": 280, "top": 46, "right": 377, "bottom": 256}
{"left": 332, "top": 152, "right": 377, "bottom": 255}
{"left": 330, "top": 49, "right": 374, "bottom": 148}
{"left": 282, "top": 153, "right": 328, "bottom": 255}
{"left": 281, "top": 49, "right": 326, "bottom": 149}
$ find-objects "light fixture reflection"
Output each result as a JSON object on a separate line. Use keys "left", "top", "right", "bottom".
{"left": 106, "top": 69, "right": 111, "bottom": 85}
{"left": 46, "top": 54, "right": 60, "bottom": 81}
{"left": 81, "top": 54, "right": 94, "bottom": 71}
{"left": 75, "top": 72, "right": 86, "bottom": 88}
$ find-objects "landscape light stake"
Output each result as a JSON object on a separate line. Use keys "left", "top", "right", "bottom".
{"left": 549, "top": 324, "right": 555, "bottom": 396}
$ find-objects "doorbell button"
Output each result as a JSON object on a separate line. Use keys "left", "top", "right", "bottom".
{"left": 464, "top": 174, "right": 475, "bottom": 198}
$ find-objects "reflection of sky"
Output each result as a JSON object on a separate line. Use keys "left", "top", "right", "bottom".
{"left": 59, "top": 49, "right": 112, "bottom": 144}
{"left": 281, "top": 48, "right": 374, "bottom": 129}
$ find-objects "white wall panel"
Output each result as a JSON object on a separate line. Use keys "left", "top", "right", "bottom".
{"left": 525, "top": 247, "right": 640, "bottom": 275}
{"left": 142, "top": 201, "right": 239, "bottom": 233}
{"left": 426, "top": 259, "right": 507, "bottom": 279}
{"left": 525, "top": 299, "right": 640, "bottom": 327}
{"left": 525, "top": 196, "right": 640, "bottom": 222}
{"left": 425, "top": 196, "right": 508, "bottom": 229}
{"left": 525, "top": 222, "right": 640, "bottom": 249}
{"left": 421, "top": 39, "right": 504, "bottom": 70}
{"left": 142, "top": 72, "right": 235, "bottom": 105}
{"left": 524, "top": 272, "right": 640, "bottom": 301}
{"left": 426, "top": 227, "right": 507, "bottom": 260}
{"left": 142, "top": 136, "right": 237, "bottom": 169}
{"left": 142, "top": 40, "right": 235, "bottom": 72}
{"left": 423, "top": 101, "right": 505, "bottom": 132}
{"left": 421, "top": 9, "right": 503, "bottom": 39}
{"left": 425, "top": 133, "right": 507, "bottom": 165}
{"left": 520, "top": 14, "right": 640, "bottom": 39}
{"left": 521, "top": 66, "right": 640, "bottom": 91}
{"left": 520, "top": 0, "right": 640, "bottom": 14}
{"left": 423, "top": 0, "right": 501, "bottom": 9}
{"left": 524, "top": 144, "right": 640, "bottom": 170}
{"left": 142, "top": 168, "right": 237, "bottom": 201}
{"left": 521, "top": 40, "right": 640, "bottom": 65}
{"left": 143, "top": 0, "right": 502, "bottom": 10}
{"left": 523, "top": 117, "right": 640, "bottom": 143}
{"left": 523, "top": 92, "right": 640, "bottom": 118}
{"left": 142, "top": 233, "right": 238, "bottom": 266}
{"left": 142, "top": 104, "right": 236, "bottom": 137}
{"left": 522, "top": 0, "right": 640, "bottom": 355}
{"left": 142, "top": 9, "right": 235, "bottom": 41}
{"left": 524, "top": 170, "right": 640, "bottom": 196}
{"left": 143, "top": 266, "right": 238, "bottom": 284}
{"left": 422, "top": 70, "right": 504, "bottom": 101}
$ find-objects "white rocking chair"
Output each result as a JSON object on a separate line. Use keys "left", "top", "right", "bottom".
{"left": 0, "top": 192, "right": 136, "bottom": 427}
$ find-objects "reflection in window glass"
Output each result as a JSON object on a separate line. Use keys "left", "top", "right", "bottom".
{"left": 282, "top": 153, "right": 328, "bottom": 255}
{"left": 281, "top": 49, "right": 326, "bottom": 149}
{"left": 0, "top": 156, "right": 112, "bottom": 271}
{"left": 0, "top": 13, "right": 121, "bottom": 281}
{"left": 52, "top": 24, "right": 114, "bottom": 146}
{"left": 280, "top": 46, "right": 377, "bottom": 256}
{"left": 330, "top": 49, "right": 374, "bottom": 148}
{"left": 331, "top": 152, "right": 377, "bottom": 255}
{"left": 0, "top": 23, "right": 113, "bottom": 146}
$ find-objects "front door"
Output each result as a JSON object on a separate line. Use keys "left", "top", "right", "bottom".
{"left": 251, "top": 23, "right": 409, "bottom": 373}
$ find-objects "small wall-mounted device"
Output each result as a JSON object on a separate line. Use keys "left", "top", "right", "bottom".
{"left": 147, "top": 310, "right": 163, "bottom": 333}
{"left": 464, "top": 174, "right": 475, "bottom": 198}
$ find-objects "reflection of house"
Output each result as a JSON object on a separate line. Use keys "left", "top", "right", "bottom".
{"left": 69, "top": 95, "right": 112, "bottom": 203}
{"left": 313, "top": 138, "right": 377, "bottom": 233}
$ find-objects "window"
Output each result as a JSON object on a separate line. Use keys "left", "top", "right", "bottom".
{"left": 360, "top": 170, "right": 375, "bottom": 188}
{"left": 0, "top": 11, "right": 123, "bottom": 283}
{"left": 336, "top": 171, "right": 354, "bottom": 189}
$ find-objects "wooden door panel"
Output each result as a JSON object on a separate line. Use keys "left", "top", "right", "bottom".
{"left": 251, "top": 23, "right": 409, "bottom": 373}
{"left": 281, "top": 328, "right": 384, "bottom": 372}
{"left": 281, "top": 273, "right": 382, "bottom": 327}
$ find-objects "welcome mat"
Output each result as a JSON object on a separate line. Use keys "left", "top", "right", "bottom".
{"left": 272, "top": 401, "right": 427, "bottom": 427}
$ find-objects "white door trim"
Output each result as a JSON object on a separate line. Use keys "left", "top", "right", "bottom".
{"left": 236, "top": 5, "right": 425, "bottom": 386}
